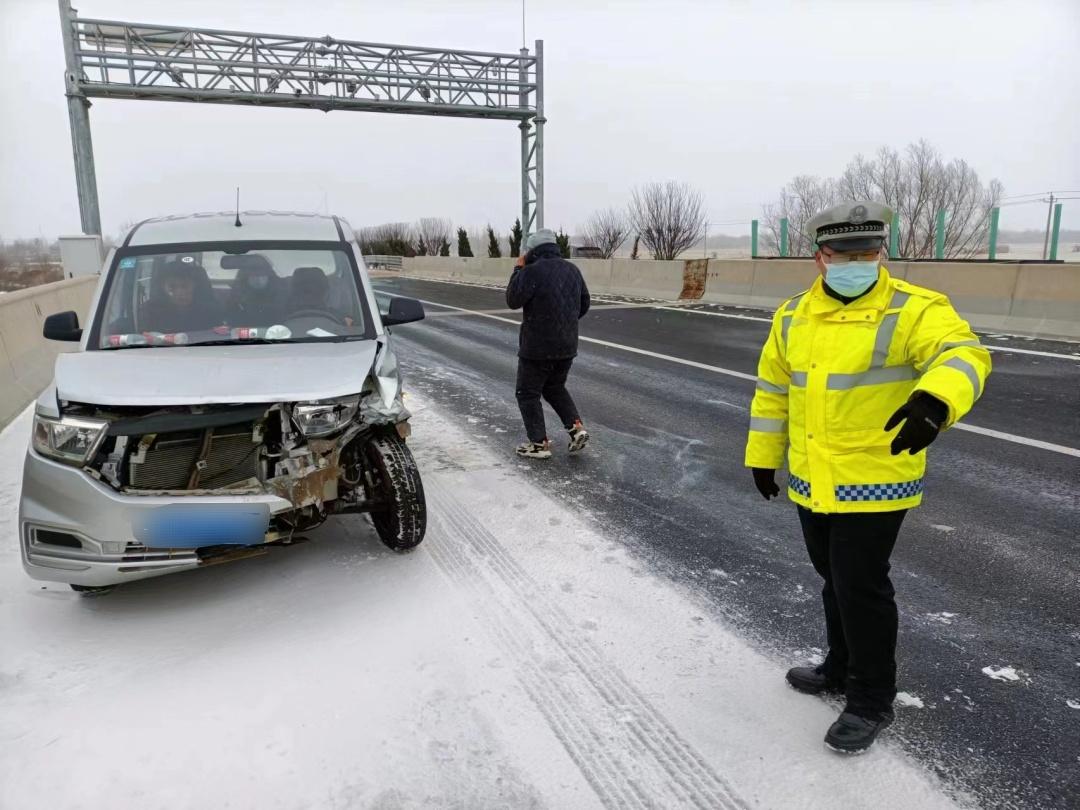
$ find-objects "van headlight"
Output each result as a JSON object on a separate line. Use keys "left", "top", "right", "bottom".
{"left": 292, "top": 395, "right": 360, "bottom": 437}
{"left": 32, "top": 415, "right": 108, "bottom": 466}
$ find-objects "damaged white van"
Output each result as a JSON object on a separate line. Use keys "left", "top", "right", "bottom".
{"left": 20, "top": 212, "right": 426, "bottom": 594}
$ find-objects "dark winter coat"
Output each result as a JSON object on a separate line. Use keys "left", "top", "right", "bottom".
{"left": 505, "top": 243, "right": 591, "bottom": 360}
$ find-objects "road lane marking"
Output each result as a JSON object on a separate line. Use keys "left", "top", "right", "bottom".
{"left": 949, "top": 424, "right": 1080, "bottom": 458}
{"left": 978, "top": 344, "right": 1080, "bottom": 360}
{"left": 377, "top": 278, "right": 1080, "bottom": 361}
{"left": 378, "top": 292, "right": 1080, "bottom": 457}
{"left": 376, "top": 293, "right": 756, "bottom": 383}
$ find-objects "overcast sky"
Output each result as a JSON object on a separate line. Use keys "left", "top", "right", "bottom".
{"left": 1, "top": 0, "right": 1078, "bottom": 241}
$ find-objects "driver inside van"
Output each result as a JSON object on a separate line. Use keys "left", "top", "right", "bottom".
{"left": 289, "top": 266, "right": 353, "bottom": 326}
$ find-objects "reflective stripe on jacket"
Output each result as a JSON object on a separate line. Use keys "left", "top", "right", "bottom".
{"left": 744, "top": 267, "right": 991, "bottom": 514}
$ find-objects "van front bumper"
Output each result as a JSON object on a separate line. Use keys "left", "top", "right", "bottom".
{"left": 19, "top": 450, "right": 294, "bottom": 587}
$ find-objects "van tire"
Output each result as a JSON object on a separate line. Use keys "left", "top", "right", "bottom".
{"left": 70, "top": 584, "right": 116, "bottom": 597}
{"left": 365, "top": 431, "right": 426, "bottom": 551}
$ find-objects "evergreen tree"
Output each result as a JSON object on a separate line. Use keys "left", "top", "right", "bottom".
{"left": 509, "top": 218, "right": 523, "bottom": 256}
{"left": 416, "top": 236, "right": 428, "bottom": 256}
{"left": 555, "top": 229, "right": 571, "bottom": 258}
{"left": 630, "top": 234, "right": 640, "bottom": 260}
{"left": 438, "top": 238, "right": 451, "bottom": 257}
{"left": 486, "top": 225, "right": 502, "bottom": 258}
{"left": 456, "top": 227, "right": 473, "bottom": 257}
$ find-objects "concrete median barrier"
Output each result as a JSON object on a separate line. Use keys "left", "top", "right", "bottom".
{"left": 608, "top": 259, "right": 685, "bottom": 300}
{"left": 746, "top": 260, "right": 818, "bottom": 309}
{"left": 402, "top": 256, "right": 477, "bottom": 281}
{"left": 701, "top": 259, "right": 755, "bottom": 306}
{"left": 575, "top": 259, "right": 614, "bottom": 295}
{"left": 0, "top": 277, "right": 99, "bottom": 428}
{"left": 402, "top": 254, "right": 1078, "bottom": 339}
{"left": 1004, "top": 263, "right": 1080, "bottom": 338}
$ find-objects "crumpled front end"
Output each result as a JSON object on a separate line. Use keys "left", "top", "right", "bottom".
{"left": 359, "top": 340, "right": 411, "bottom": 427}
{"left": 21, "top": 350, "right": 412, "bottom": 587}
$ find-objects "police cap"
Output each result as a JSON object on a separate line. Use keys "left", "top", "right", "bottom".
{"left": 806, "top": 200, "right": 894, "bottom": 252}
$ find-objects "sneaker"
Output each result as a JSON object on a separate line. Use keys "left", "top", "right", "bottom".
{"left": 568, "top": 421, "right": 590, "bottom": 453}
{"left": 516, "top": 440, "right": 552, "bottom": 459}
{"left": 824, "top": 708, "right": 894, "bottom": 754}
{"left": 786, "top": 665, "right": 845, "bottom": 696}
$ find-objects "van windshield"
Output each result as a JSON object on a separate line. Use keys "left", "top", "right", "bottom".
{"left": 96, "top": 247, "right": 370, "bottom": 349}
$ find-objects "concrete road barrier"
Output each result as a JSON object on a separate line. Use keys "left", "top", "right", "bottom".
{"left": 0, "top": 277, "right": 98, "bottom": 428}
{"left": 701, "top": 260, "right": 755, "bottom": 307}
{"left": 1004, "top": 263, "right": 1080, "bottom": 338}
{"left": 403, "top": 254, "right": 1078, "bottom": 339}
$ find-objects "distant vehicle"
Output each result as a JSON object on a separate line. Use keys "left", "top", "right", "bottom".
{"left": 571, "top": 245, "right": 604, "bottom": 259}
{"left": 21, "top": 212, "right": 427, "bottom": 594}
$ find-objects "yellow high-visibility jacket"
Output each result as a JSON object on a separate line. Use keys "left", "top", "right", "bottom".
{"left": 745, "top": 267, "right": 991, "bottom": 513}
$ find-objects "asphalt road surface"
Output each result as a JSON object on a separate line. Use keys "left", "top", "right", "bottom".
{"left": 373, "top": 274, "right": 1080, "bottom": 810}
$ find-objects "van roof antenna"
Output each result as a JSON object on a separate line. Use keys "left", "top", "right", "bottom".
{"left": 234, "top": 187, "right": 242, "bottom": 227}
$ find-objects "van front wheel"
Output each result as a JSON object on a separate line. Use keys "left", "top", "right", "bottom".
{"left": 364, "top": 431, "right": 427, "bottom": 552}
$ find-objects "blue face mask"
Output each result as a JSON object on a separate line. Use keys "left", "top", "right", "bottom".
{"left": 825, "top": 260, "right": 880, "bottom": 297}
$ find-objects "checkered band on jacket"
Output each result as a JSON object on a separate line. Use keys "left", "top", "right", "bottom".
{"left": 788, "top": 474, "right": 811, "bottom": 497}
{"left": 835, "top": 480, "right": 924, "bottom": 502}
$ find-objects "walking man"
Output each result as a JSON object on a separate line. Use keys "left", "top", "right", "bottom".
{"left": 507, "top": 228, "right": 591, "bottom": 459}
{"left": 745, "top": 201, "right": 991, "bottom": 753}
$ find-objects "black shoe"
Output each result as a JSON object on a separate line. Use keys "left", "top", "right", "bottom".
{"left": 824, "top": 709, "right": 894, "bottom": 754}
{"left": 786, "top": 665, "right": 845, "bottom": 696}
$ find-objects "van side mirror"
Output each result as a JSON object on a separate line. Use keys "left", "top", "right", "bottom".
{"left": 382, "top": 297, "right": 425, "bottom": 327}
{"left": 43, "top": 311, "right": 82, "bottom": 342}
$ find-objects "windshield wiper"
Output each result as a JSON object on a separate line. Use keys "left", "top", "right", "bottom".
{"left": 189, "top": 338, "right": 305, "bottom": 346}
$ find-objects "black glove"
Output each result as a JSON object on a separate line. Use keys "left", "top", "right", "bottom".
{"left": 752, "top": 468, "right": 780, "bottom": 500}
{"left": 884, "top": 392, "right": 949, "bottom": 455}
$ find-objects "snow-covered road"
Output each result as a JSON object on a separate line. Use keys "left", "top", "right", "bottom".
{"left": 0, "top": 399, "right": 965, "bottom": 809}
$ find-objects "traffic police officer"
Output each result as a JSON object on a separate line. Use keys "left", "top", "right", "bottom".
{"left": 745, "top": 201, "right": 991, "bottom": 753}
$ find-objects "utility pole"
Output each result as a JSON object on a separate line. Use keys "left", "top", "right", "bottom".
{"left": 1042, "top": 192, "right": 1056, "bottom": 260}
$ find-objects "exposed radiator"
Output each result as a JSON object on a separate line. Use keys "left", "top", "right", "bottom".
{"left": 128, "top": 425, "right": 259, "bottom": 490}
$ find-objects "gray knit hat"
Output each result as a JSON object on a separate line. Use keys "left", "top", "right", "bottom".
{"left": 525, "top": 228, "right": 557, "bottom": 252}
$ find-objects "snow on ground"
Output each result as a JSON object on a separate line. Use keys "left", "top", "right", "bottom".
{"left": 981, "top": 666, "right": 1024, "bottom": 683}
{"left": 896, "top": 693, "right": 926, "bottom": 709}
{"left": 0, "top": 399, "right": 968, "bottom": 809}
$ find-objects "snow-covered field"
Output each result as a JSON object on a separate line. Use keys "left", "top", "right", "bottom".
{"left": 0, "top": 398, "right": 968, "bottom": 809}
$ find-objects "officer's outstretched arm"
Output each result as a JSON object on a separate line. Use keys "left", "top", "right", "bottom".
{"left": 906, "top": 298, "right": 992, "bottom": 427}
{"left": 745, "top": 306, "right": 792, "bottom": 474}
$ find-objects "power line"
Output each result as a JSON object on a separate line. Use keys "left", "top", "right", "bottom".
{"left": 999, "top": 196, "right": 1080, "bottom": 207}
{"left": 1001, "top": 190, "right": 1080, "bottom": 200}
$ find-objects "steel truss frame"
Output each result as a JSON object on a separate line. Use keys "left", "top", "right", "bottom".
{"left": 58, "top": 1, "right": 544, "bottom": 238}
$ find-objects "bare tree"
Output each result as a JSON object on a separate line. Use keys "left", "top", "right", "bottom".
{"left": 764, "top": 141, "right": 1003, "bottom": 259}
{"left": 628, "top": 182, "right": 707, "bottom": 261}
{"left": 415, "top": 218, "right": 452, "bottom": 257}
{"left": 835, "top": 141, "right": 1003, "bottom": 259}
{"left": 359, "top": 222, "right": 416, "bottom": 256}
{"left": 762, "top": 175, "right": 837, "bottom": 257}
{"left": 580, "top": 207, "right": 631, "bottom": 258}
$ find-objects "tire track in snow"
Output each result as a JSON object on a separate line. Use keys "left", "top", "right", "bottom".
{"left": 425, "top": 483, "right": 749, "bottom": 810}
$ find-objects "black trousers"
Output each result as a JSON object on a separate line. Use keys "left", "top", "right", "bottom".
{"left": 797, "top": 506, "right": 907, "bottom": 716}
{"left": 515, "top": 357, "right": 581, "bottom": 443}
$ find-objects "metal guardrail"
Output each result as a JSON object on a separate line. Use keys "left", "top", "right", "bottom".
{"left": 364, "top": 255, "right": 404, "bottom": 270}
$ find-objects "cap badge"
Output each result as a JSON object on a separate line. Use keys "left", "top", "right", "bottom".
{"left": 849, "top": 205, "right": 868, "bottom": 224}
